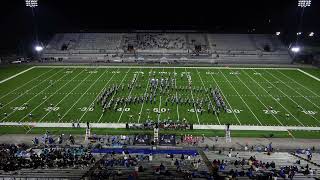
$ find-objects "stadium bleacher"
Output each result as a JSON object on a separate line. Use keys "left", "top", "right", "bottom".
{"left": 42, "top": 33, "right": 292, "bottom": 64}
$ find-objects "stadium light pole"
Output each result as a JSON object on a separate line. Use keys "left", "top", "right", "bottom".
{"left": 291, "top": 0, "right": 311, "bottom": 54}
{"left": 296, "top": 0, "right": 311, "bottom": 42}
{"left": 25, "top": 0, "right": 42, "bottom": 52}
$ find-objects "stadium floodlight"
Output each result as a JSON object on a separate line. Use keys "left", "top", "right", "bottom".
{"left": 309, "top": 32, "right": 314, "bottom": 37}
{"left": 276, "top": 32, "right": 281, "bottom": 36}
{"left": 35, "top": 45, "right": 43, "bottom": 52}
{"left": 291, "top": 46, "right": 300, "bottom": 53}
{"left": 297, "top": 32, "right": 302, "bottom": 35}
{"left": 298, "top": 0, "right": 311, "bottom": 7}
{"left": 25, "top": 0, "right": 38, "bottom": 7}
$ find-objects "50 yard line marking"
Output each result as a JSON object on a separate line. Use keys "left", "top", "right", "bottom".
{"left": 61, "top": 69, "right": 107, "bottom": 123}
{"left": 196, "top": 69, "right": 221, "bottom": 125}
{"left": 97, "top": 68, "right": 131, "bottom": 123}
{"left": 219, "top": 69, "right": 262, "bottom": 125}
{"left": 184, "top": 68, "right": 200, "bottom": 125}
{"left": 156, "top": 67, "right": 165, "bottom": 123}
{"left": 232, "top": 69, "right": 283, "bottom": 126}
{"left": 251, "top": 69, "right": 305, "bottom": 126}
{"left": 0, "top": 68, "right": 54, "bottom": 100}
{"left": 117, "top": 68, "right": 142, "bottom": 123}
{"left": 20, "top": 69, "right": 85, "bottom": 123}
{"left": 79, "top": 69, "right": 118, "bottom": 123}
{"left": 209, "top": 70, "right": 241, "bottom": 125}
{"left": 138, "top": 68, "right": 153, "bottom": 123}
{"left": 173, "top": 67, "right": 180, "bottom": 122}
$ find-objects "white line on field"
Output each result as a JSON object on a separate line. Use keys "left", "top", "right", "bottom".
{"left": 0, "top": 69, "right": 60, "bottom": 109}
{"left": 243, "top": 70, "right": 302, "bottom": 126}
{"left": 157, "top": 96, "right": 162, "bottom": 122}
{"left": 219, "top": 69, "right": 262, "bottom": 125}
{"left": 40, "top": 70, "right": 91, "bottom": 122}
{"left": 117, "top": 68, "right": 142, "bottom": 123}
{"left": 297, "top": 69, "right": 320, "bottom": 82}
{"left": 97, "top": 68, "right": 131, "bottom": 123}
{"left": 184, "top": 68, "right": 200, "bottom": 125}
{"left": 21, "top": 69, "right": 85, "bottom": 123}
{"left": 0, "top": 69, "right": 66, "bottom": 122}
{"left": 138, "top": 68, "right": 153, "bottom": 123}
{"left": 156, "top": 67, "right": 165, "bottom": 123}
{"left": 0, "top": 68, "right": 54, "bottom": 100}
{"left": 173, "top": 67, "right": 180, "bottom": 122}
{"left": 265, "top": 70, "right": 320, "bottom": 123}
{"left": 233, "top": 69, "right": 283, "bottom": 126}
{"left": 195, "top": 68, "right": 221, "bottom": 125}
{"left": 277, "top": 70, "right": 320, "bottom": 99}
{"left": 208, "top": 70, "right": 241, "bottom": 125}
{"left": 251, "top": 69, "right": 305, "bottom": 126}
{"left": 0, "top": 67, "right": 35, "bottom": 84}
{"left": 271, "top": 71, "right": 320, "bottom": 111}
{"left": 60, "top": 69, "right": 106, "bottom": 123}
{"left": 79, "top": 69, "right": 118, "bottom": 122}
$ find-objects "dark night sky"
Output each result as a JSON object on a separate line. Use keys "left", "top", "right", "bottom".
{"left": 0, "top": 0, "right": 319, "bottom": 51}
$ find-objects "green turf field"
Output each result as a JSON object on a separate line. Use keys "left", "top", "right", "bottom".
{"left": 0, "top": 66, "right": 319, "bottom": 129}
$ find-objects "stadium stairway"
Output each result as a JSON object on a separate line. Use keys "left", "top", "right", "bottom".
{"left": 197, "top": 149, "right": 214, "bottom": 174}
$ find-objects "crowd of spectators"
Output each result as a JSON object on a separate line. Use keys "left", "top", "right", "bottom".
{"left": 0, "top": 143, "right": 95, "bottom": 172}
{"left": 211, "top": 154, "right": 317, "bottom": 179}
{"left": 136, "top": 34, "right": 186, "bottom": 50}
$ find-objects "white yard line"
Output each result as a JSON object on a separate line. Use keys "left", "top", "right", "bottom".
{"left": 157, "top": 96, "right": 162, "bottom": 123}
{"left": 117, "top": 68, "right": 142, "bottom": 123}
{"left": 184, "top": 68, "right": 200, "bottom": 125}
{"left": 60, "top": 69, "right": 106, "bottom": 123}
{"left": 265, "top": 70, "right": 320, "bottom": 123}
{"left": 97, "top": 68, "right": 131, "bottom": 123}
{"left": 251, "top": 69, "right": 305, "bottom": 126}
{"left": 39, "top": 70, "right": 92, "bottom": 122}
{"left": 271, "top": 71, "right": 320, "bottom": 111}
{"left": 0, "top": 69, "right": 62, "bottom": 109}
{"left": 0, "top": 67, "right": 35, "bottom": 84}
{"left": 195, "top": 68, "right": 221, "bottom": 125}
{"left": 156, "top": 67, "right": 165, "bottom": 123}
{"left": 20, "top": 69, "right": 85, "bottom": 122}
{"left": 297, "top": 69, "right": 320, "bottom": 82}
{"left": 0, "top": 69, "right": 66, "bottom": 122}
{"left": 173, "top": 67, "right": 180, "bottom": 121}
{"left": 277, "top": 70, "right": 320, "bottom": 98}
{"left": 0, "top": 68, "right": 54, "bottom": 100}
{"left": 208, "top": 70, "right": 241, "bottom": 125}
{"left": 233, "top": 70, "right": 283, "bottom": 126}
{"left": 78, "top": 69, "right": 118, "bottom": 122}
{"left": 243, "top": 70, "right": 303, "bottom": 126}
{"left": 218, "top": 69, "right": 262, "bottom": 125}
{"left": 137, "top": 68, "right": 153, "bottom": 123}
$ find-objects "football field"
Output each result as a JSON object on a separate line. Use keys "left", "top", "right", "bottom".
{"left": 0, "top": 66, "right": 319, "bottom": 131}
